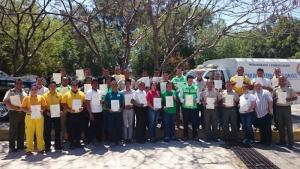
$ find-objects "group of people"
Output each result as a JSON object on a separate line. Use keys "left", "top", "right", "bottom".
{"left": 3, "top": 65, "right": 297, "bottom": 156}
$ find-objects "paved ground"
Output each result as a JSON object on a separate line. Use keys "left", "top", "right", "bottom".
{"left": 0, "top": 140, "right": 246, "bottom": 169}
{"left": 254, "top": 143, "right": 300, "bottom": 169}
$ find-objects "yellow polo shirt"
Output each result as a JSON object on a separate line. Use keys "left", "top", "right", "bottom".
{"left": 21, "top": 95, "right": 47, "bottom": 114}
{"left": 61, "top": 90, "right": 85, "bottom": 113}
{"left": 230, "top": 75, "right": 252, "bottom": 96}
{"left": 43, "top": 91, "right": 62, "bottom": 109}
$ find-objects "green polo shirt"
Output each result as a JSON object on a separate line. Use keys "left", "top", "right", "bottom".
{"left": 171, "top": 75, "right": 186, "bottom": 90}
{"left": 162, "top": 90, "right": 177, "bottom": 114}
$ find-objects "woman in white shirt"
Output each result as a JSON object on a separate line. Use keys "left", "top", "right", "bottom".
{"left": 239, "top": 84, "right": 256, "bottom": 144}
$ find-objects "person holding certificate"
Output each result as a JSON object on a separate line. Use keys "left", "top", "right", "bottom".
{"left": 105, "top": 79, "right": 124, "bottom": 146}
{"left": 3, "top": 79, "right": 27, "bottom": 153}
{"left": 43, "top": 81, "right": 63, "bottom": 151}
{"left": 179, "top": 75, "right": 199, "bottom": 141}
{"left": 146, "top": 82, "right": 161, "bottom": 142}
{"left": 200, "top": 79, "right": 221, "bottom": 142}
{"left": 21, "top": 84, "right": 47, "bottom": 155}
{"left": 36, "top": 76, "right": 49, "bottom": 95}
{"left": 121, "top": 79, "right": 135, "bottom": 143}
{"left": 252, "top": 68, "right": 272, "bottom": 91}
{"left": 220, "top": 81, "right": 239, "bottom": 142}
{"left": 239, "top": 84, "right": 256, "bottom": 144}
{"left": 118, "top": 69, "right": 136, "bottom": 91}
{"left": 61, "top": 80, "right": 85, "bottom": 149}
{"left": 253, "top": 82, "right": 273, "bottom": 146}
{"left": 171, "top": 67, "right": 187, "bottom": 129}
{"left": 85, "top": 78, "right": 104, "bottom": 144}
{"left": 193, "top": 69, "right": 206, "bottom": 130}
{"left": 132, "top": 81, "right": 148, "bottom": 143}
{"left": 230, "top": 66, "right": 252, "bottom": 96}
{"left": 56, "top": 76, "right": 71, "bottom": 143}
{"left": 161, "top": 82, "right": 178, "bottom": 142}
{"left": 273, "top": 76, "right": 297, "bottom": 148}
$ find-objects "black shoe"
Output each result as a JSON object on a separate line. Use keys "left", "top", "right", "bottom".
{"left": 212, "top": 138, "right": 219, "bottom": 142}
{"left": 288, "top": 144, "right": 294, "bottom": 149}
{"left": 26, "top": 151, "right": 33, "bottom": 156}
{"left": 164, "top": 138, "right": 170, "bottom": 142}
{"left": 69, "top": 144, "right": 76, "bottom": 150}
{"left": 17, "top": 146, "right": 26, "bottom": 150}
{"left": 39, "top": 150, "right": 45, "bottom": 154}
{"left": 8, "top": 148, "right": 17, "bottom": 153}
{"left": 45, "top": 147, "right": 51, "bottom": 152}
{"left": 276, "top": 142, "right": 286, "bottom": 146}
{"left": 55, "top": 146, "right": 63, "bottom": 150}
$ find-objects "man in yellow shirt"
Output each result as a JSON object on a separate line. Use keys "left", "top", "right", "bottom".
{"left": 21, "top": 84, "right": 47, "bottom": 155}
{"left": 61, "top": 80, "right": 85, "bottom": 149}
{"left": 230, "top": 66, "right": 252, "bottom": 96}
{"left": 43, "top": 81, "right": 63, "bottom": 152}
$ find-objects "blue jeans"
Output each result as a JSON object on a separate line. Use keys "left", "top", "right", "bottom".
{"left": 164, "top": 113, "right": 176, "bottom": 139}
{"left": 240, "top": 112, "right": 255, "bottom": 141}
{"left": 148, "top": 108, "right": 159, "bottom": 138}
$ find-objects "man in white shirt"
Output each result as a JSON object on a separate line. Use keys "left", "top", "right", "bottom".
{"left": 85, "top": 78, "right": 103, "bottom": 143}
{"left": 36, "top": 76, "right": 49, "bottom": 95}
{"left": 132, "top": 81, "right": 148, "bottom": 143}
{"left": 252, "top": 68, "right": 272, "bottom": 91}
{"left": 121, "top": 79, "right": 135, "bottom": 143}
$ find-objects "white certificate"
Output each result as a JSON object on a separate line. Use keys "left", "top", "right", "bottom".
{"left": 53, "top": 73, "right": 61, "bottom": 84}
{"left": 185, "top": 95, "right": 193, "bottom": 107}
{"left": 91, "top": 92, "right": 102, "bottom": 112}
{"left": 160, "top": 82, "right": 167, "bottom": 93}
{"left": 50, "top": 104, "right": 60, "bottom": 118}
{"left": 152, "top": 77, "right": 161, "bottom": 83}
{"left": 206, "top": 97, "right": 215, "bottom": 109}
{"left": 125, "top": 94, "right": 133, "bottom": 106}
{"left": 10, "top": 95, "right": 21, "bottom": 107}
{"left": 236, "top": 76, "right": 243, "bottom": 88}
{"left": 271, "top": 78, "right": 278, "bottom": 88}
{"left": 84, "top": 84, "right": 92, "bottom": 94}
{"left": 239, "top": 98, "right": 249, "bottom": 112}
{"left": 153, "top": 98, "right": 162, "bottom": 109}
{"left": 255, "top": 77, "right": 263, "bottom": 85}
{"left": 214, "top": 80, "right": 222, "bottom": 90}
{"left": 72, "top": 99, "right": 82, "bottom": 112}
{"left": 143, "top": 77, "right": 150, "bottom": 87}
{"left": 225, "top": 95, "right": 234, "bottom": 107}
{"left": 166, "top": 96, "right": 174, "bottom": 108}
{"left": 76, "top": 69, "right": 85, "bottom": 80}
{"left": 111, "top": 100, "right": 120, "bottom": 112}
{"left": 277, "top": 91, "right": 287, "bottom": 104}
{"left": 31, "top": 105, "right": 41, "bottom": 119}
{"left": 99, "top": 84, "right": 108, "bottom": 95}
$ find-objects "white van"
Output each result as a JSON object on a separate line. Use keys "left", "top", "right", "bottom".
{"left": 189, "top": 58, "right": 300, "bottom": 102}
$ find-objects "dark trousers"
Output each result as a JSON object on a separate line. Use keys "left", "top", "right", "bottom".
{"left": 256, "top": 113, "right": 272, "bottom": 145}
{"left": 88, "top": 113, "right": 103, "bottom": 142}
{"left": 81, "top": 110, "right": 89, "bottom": 140}
{"left": 276, "top": 106, "right": 294, "bottom": 145}
{"left": 204, "top": 108, "right": 218, "bottom": 140}
{"left": 8, "top": 111, "right": 25, "bottom": 150}
{"left": 107, "top": 112, "right": 122, "bottom": 143}
{"left": 67, "top": 113, "right": 83, "bottom": 145}
{"left": 197, "top": 104, "right": 204, "bottom": 129}
{"left": 164, "top": 113, "right": 176, "bottom": 139}
{"left": 273, "top": 103, "right": 279, "bottom": 128}
{"left": 182, "top": 108, "right": 198, "bottom": 138}
{"left": 103, "top": 110, "right": 109, "bottom": 142}
{"left": 240, "top": 112, "right": 255, "bottom": 141}
{"left": 135, "top": 106, "right": 147, "bottom": 142}
{"left": 222, "top": 107, "right": 238, "bottom": 140}
{"left": 44, "top": 116, "right": 61, "bottom": 149}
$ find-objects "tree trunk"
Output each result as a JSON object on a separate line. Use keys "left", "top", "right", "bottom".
{"left": 152, "top": 29, "right": 159, "bottom": 70}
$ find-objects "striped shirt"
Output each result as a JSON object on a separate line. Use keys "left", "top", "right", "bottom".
{"left": 254, "top": 89, "right": 272, "bottom": 118}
